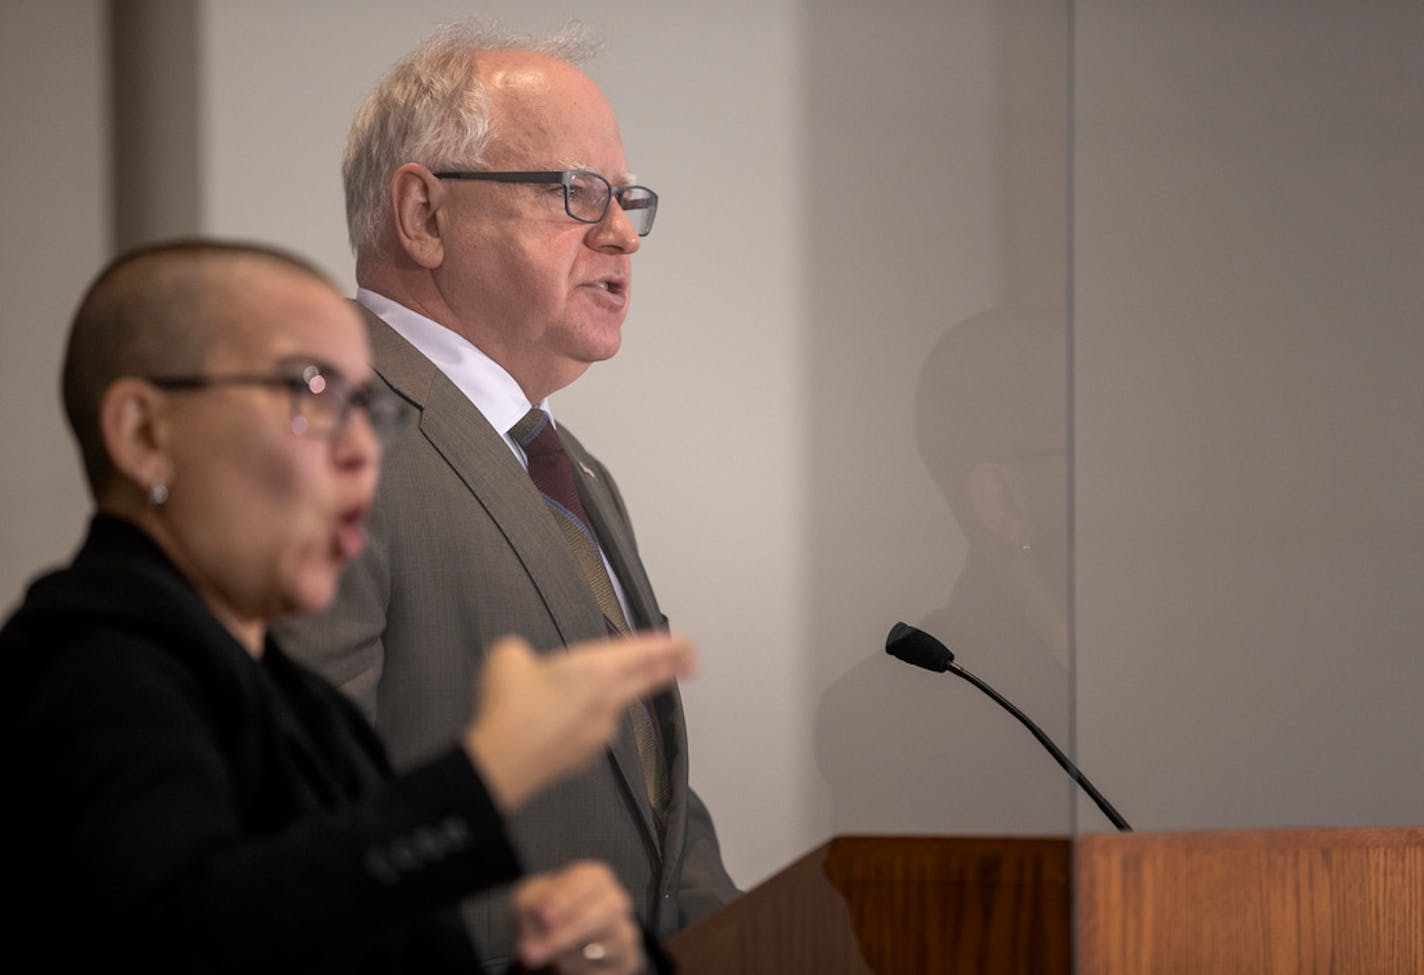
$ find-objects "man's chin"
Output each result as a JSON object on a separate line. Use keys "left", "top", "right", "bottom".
{"left": 568, "top": 328, "right": 624, "bottom": 366}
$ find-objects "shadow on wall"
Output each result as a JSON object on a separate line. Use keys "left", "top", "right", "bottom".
{"left": 815, "top": 306, "right": 1077, "bottom": 835}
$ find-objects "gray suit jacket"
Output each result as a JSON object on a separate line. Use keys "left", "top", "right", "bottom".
{"left": 280, "top": 309, "right": 736, "bottom": 967}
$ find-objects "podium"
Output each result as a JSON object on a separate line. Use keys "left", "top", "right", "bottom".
{"left": 665, "top": 828, "right": 1424, "bottom": 973}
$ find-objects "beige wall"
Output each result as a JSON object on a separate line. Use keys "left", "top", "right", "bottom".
{"left": 3, "top": 0, "right": 1421, "bottom": 891}
{"left": 0, "top": 2, "right": 107, "bottom": 612}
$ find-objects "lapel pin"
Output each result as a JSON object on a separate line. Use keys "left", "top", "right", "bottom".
{"left": 578, "top": 461, "right": 597, "bottom": 480}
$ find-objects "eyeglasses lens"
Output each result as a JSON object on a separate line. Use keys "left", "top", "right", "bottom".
{"left": 563, "top": 174, "right": 657, "bottom": 236}
{"left": 290, "top": 367, "right": 409, "bottom": 442}
{"left": 564, "top": 172, "right": 611, "bottom": 223}
{"left": 616, "top": 187, "right": 657, "bottom": 236}
{"left": 361, "top": 387, "right": 411, "bottom": 440}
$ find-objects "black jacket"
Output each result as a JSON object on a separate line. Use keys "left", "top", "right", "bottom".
{"left": 0, "top": 515, "right": 521, "bottom": 973}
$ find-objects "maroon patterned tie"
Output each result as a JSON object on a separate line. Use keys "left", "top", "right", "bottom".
{"left": 510, "top": 409, "right": 668, "bottom": 815}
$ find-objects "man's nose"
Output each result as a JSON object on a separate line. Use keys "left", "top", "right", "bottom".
{"left": 587, "top": 200, "right": 642, "bottom": 254}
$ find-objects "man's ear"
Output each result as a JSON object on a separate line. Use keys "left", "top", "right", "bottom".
{"left": 99, "top": 378, "right": 173, "bottom": 498}
{"left": 966, "top": 460, "right": 1033, "bottom": 549}
{"left": 391, "top": 163, "right": 448, "bottom": 270}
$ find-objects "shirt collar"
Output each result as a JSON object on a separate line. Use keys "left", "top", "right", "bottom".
{"left": 356, "top": 288, "right": 552, "bottom": 444}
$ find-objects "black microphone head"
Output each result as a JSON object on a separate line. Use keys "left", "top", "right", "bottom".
{"left": 885, "top": 622, "right": 955, "bottom": 673}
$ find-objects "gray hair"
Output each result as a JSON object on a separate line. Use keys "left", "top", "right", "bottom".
{"left": 343, "top": 20, "right": 599, "bottom": 256}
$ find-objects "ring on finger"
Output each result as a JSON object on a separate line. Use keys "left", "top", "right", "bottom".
{"left": 582, "top": 941, "right": 609, "bottom": 964}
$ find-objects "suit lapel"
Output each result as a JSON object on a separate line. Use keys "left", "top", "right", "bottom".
{"left": 560, "top": 430, "right": 662, "bottom": 630}
{"left": 561, "top": 429, "right": 671, "bottom": 847}
{"left": 362, "top": 309, "right": 664, "bottom": 846}
{"left": 363, "top": 310, "right": 604, "bottom": 648}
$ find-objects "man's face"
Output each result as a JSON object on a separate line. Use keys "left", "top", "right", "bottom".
{"left": 434, "top": 53, "right": 643, "bottom": 401}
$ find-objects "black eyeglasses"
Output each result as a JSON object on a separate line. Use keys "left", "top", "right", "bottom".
{"left": 432, "top": 170, "right": 658, "bottom": 236}
{"left": 146, "top": 360, "right": 410, "bottom": 442}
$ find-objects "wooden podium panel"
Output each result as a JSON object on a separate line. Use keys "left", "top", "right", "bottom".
{"left": 1076, "top": 826, "right": 1424, "bottom": 975}
{"left": 667, "top": 835, "right": 1071, "bottom": 974}
{"left": 664, "top": 840, "right": 874, "bottom": 974}
{"left": 667, "top": 828, "right": 1424, "bottom": 974}
{"left": 821, "top": 836, "right": 1072, "bottom": 973}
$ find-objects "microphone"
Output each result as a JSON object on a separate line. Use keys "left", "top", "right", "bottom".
{"left": 885, "top": 622, "right": 1132, "bottom": 832}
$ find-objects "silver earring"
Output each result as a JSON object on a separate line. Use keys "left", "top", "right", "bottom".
{"left": 149, "top": 482, "right": 169, "bottom": 506}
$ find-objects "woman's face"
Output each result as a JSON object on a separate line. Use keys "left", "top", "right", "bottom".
{"left": 156, "top": 271, "right": 381, "bottom": 638}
